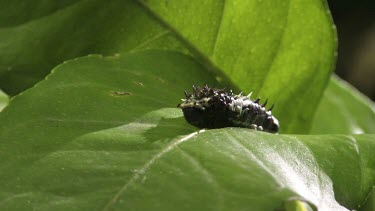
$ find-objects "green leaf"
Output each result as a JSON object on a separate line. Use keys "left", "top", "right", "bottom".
{"left": 0, "top": 89, "right": 8, "bottom": 112}
{"left": 0, "top": 0, "right": 336, "bottom": 133}
{"left": 311, "top": 75, "right": 375, "bottom": 134}
{"left": 140, "top": 0, "right": 337, "bottom": 134}
{"left": 0, "top": 0, "right": 185, "bottom": 95}
{"left": 0, "top": 51, "right": 373, "bottom": 210}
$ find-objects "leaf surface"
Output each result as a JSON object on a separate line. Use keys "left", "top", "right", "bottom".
{"left": 0, "top": 0, "right": 337, "bottom": 133}
{"left": 0, "top": 51, "right": 373, "bottom": 211}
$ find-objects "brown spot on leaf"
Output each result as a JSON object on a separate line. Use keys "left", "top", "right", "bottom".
{"left": 111, "top": 91, "right": 132, "bottom": 96}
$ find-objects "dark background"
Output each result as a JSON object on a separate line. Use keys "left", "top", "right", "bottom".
{"left": 328, "top": 0, "right": 375, "bottom": 100}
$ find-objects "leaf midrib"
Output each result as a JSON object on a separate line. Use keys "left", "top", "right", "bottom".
{"left": 102, "top": 131, "right": 201, "bottom": 210}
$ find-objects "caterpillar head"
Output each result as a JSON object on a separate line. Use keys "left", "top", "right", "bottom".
{"left": 264, "top": 116, "right": 279, "bottom": 133}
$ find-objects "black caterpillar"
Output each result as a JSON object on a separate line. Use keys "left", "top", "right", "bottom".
{"left": 177, "top": 85, "right": 279, "bottom": 133}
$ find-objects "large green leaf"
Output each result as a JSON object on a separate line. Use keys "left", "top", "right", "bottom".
{"left": 140, "top": 0, "right": 337, "bottom": 134}
{"left": 0, "top": 0, "right": 184, "bottom": 95}
{"left": 0, "top": 0, "right": 336, "bottom": 133}
{"left": 311, "top": 75, "right": 375, "bottom": 134}
{"left": 0, "top": 51, "right": 373, "bottom": 211}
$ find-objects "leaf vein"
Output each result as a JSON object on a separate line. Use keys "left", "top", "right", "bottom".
{"left": 102, "top": 131, "right": 201, "bottom": 210}
{"left": 130, "top": 30, "right": 170, "bottom": 52}
{"left": 258, "top": 0, "right": 291, "bottom": 91}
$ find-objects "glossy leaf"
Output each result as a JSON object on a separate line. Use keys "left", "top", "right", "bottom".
{"left": 140, "top": 0, "right": 337, "bottom": 133}
{"left": 0, "top": 0, "right": 336, "bottom": 133}
{"left": 0, "top": 0, "right": 184, "bottom": 95}
{"left": 0, "top": 51, "right": 373, "bottom": 211}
